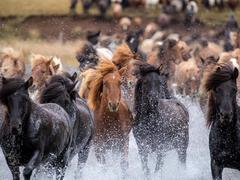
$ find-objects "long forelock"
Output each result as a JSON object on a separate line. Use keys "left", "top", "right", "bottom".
{"left": 203, "top": 63, "right": 236, "bottom": 92}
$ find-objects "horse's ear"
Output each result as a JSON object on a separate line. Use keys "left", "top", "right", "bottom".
{"left": 233, "top": 67, "right": 239, "bottom": 79}
{"left": 71, "top": 72, "right": 78, "bottom": 82}
{"left": 119, "top": 67, "right": 127, "bottom": 76}
{"left": 69, "top": 80, "right": 78, "bottom": 94}
{"left": 53, "top": 64, "right": 60, "bottom": 72}
{"left": 24, "top": 77, "right": 33, "bottom": 89}
{"left": 200, "top": 57, "right": 205, "bottom": 65}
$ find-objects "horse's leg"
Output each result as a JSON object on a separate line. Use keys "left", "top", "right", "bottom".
{"left": 7, "top": 164, "right": 20, "bottom": 180}
{"left": 138, "top": 148, "right": 150, "bottom": 179}
{"left": 95, "top": 144, "right": 106, "bottom": 164}
{"left": 154, "top": 151, "right": 164, "bottom": 173}
{"left": 82, "top": 0, "right": 94, "bottom": 14}
{"left": 119, "top": 137, "right": 129, "bottom": 178}
{"left": 76, "top": 138, "right": 92, "bottom": 178}
{"left": 176, "top": 145, "right": 187, "bottom": 168}
{"left": 23, "top": 150, "right": 42, "bottom": 180}
{"left": 55, "top": 148, "right": 70, "bottom": 180}
{"left": 211, "top": 159, "right": 223, "bottom": 180}
{"left": 70, "top": 0, "right": 78, "bottom": 13}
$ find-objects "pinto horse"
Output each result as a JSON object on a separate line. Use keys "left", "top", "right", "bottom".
{"left": 87, "top": 59, "right": 133, "bottom": 173}
{"left": 0, "top": 77, "right": 71, "bottom": 180}
{"left": 132, "top": 61, "right": 189, "bottom": 177}
{"left": 40, "top": 74, "right": 94, "bottom": 177}
{"left": 202, "top": 63, "right": 240, "bottom": 180}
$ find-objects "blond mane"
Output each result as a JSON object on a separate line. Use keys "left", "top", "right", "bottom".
{"left": 79, "top": 68, "right": 97, "bottom": 98}
{"left": 0, "top": 47, "right": 23, "bottom": 63}
{"left": 112, "top": 43, "right": 137, "bottom": 69}
{"left": 88, "top": 59, "right": 118, "bottom": 110}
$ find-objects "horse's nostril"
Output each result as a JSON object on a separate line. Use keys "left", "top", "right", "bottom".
{"left": 12, "top": 128, "right": 18, "bottom": 135}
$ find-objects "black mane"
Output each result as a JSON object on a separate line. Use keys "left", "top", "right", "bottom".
{"left": 0, "top": 78, "right": 25, "bottom": 98}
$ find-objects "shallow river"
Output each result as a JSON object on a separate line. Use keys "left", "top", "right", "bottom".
{"left": 0, "top": 96, "right": 240, "bottom": 180}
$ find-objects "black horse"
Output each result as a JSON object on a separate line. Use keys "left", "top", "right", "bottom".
{"left": 40, "top": 73, "right": 94, "bottom": 177}
{"left": 132, "top": 61, "right": 189, "bottom": 177}
{"left": 0, "top": 77, "right": 71, "bottom": 180}
{"left": 202, "top": 63, "right": 240, "bottom": 180}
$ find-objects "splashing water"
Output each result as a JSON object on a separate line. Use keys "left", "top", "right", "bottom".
{"left": 0, "top": 97, "right": 240, "bottom": 180}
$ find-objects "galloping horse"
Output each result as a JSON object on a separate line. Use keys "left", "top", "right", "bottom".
{"left": 202, "top": 63, "right": 240, "bottom": 180}
{"left": 0, "top": 77, "right": 71, "bottom": 180}
{"left": 133, "top": 61, "right": 189, "bottom": 177}
{"left": 40, "top": 74, "right": 94, "bottom": 177}
{"left": 87, "top": 59, "right": 133, "bottom": 174}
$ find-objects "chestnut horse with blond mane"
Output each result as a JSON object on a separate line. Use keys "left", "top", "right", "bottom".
{"left": 87, "top": 59, "right": 133, "bottom": 174}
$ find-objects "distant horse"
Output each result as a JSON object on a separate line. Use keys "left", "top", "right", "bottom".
{"left": 70, "top": 0, "right": 111, "bottom": 17}
{"left": 87, "top": 59, "right": 133, "bottom": 173}
{"left": 30, "top": 54, "right": 62, "bottom": 101}
{"left": 133, "top": 61, "right": 189, "bottom": 177}
{"left": 40, "top": 74, "right": 94, "bottom": 177}
{"left": 0, "top": 47, "right": 25, "bottom": 78}
{"left": 202, "top": 63, "right": 240, "bottom": 180}
{"left": 76, "top": 41, "right": 113, "bottom": 72}
{"left": 0, "top": 77, "right": 71, "bottom": 180}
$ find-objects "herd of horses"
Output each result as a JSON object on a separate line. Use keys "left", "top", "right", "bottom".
{"left": 1, "top": 15, "right": 240, "bottom": 180}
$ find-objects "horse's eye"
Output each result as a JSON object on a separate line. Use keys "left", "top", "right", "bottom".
{"left": 4, "top": 69, "right": 7, "bottom": 72}
{"left": 41, "top": 70, "right": 46, "bottom": 73}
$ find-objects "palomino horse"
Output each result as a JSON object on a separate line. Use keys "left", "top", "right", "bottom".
{"left": 202, "top": 63, "right": 240, "bottom": 180}
{"left": 0, "top": 47, "right": 25, "bottom": 78}
{"left": 132, "top": 61, "right": 189, "bottom": 177}
{"left": 30, "top": 54, "right": 62, "bottom": 101}
{"left": 87, "top": 59, "right": 133, "bottom": 174}
{"left": 0, "top": 77, "right": 71, "bottom": 180}
{"left": 40, "top": 74, "right": 94, "bottom": 177}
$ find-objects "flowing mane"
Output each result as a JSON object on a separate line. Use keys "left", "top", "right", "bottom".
{"left": 202, "top": 63, "right": 236, "bottom": 93}
{"left": 30, "top": 54, "right": 49, "bottom": 68}
{"left": 202, "top": 63, "right": 238, "bottom": 127}
{"left": 79, "top": 68, "right": 96, "bottom": 98}
{"left": 112, "top": 43, "right": 138, "bottom": 69}
{"left": 88, "top": 59, "right": 118, "bottom": 110}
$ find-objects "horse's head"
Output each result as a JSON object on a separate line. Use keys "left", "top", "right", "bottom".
{"left": 88, "top": 59, "right": 124, "bottom": 112}
{"left": 0, "top": 77, "right": 33, "bottom": 135}
{"left": 159, "top": 39, "right": 192, "bottom": 65}
{"left": 103, "top": 68, "right": 125, "bottom": 112}
{"left": 76, "top": 42, "right": 98, "bottom": 72}
{"left": 0, "top": 48, "right": 25, "bottom": 78}
{"left": 40, "top": 74, "right": 78, "bottom": 107}
{"left": 31, "top": 56, "right": 59, "bottom": 92}
{"left": 203, "top": 63, "right": 239, "bottom": 126}
{"left": 133, "top": 61, "right": 169, "bottom": 101}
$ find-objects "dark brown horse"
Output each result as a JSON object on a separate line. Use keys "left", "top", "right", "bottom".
{"left": 40, "top": 73, "right": 94, "bottom": 178}
{"left": 202, "top": 63, "right": 240, "bottom": 180}
{"left": 133, "top": 61, "right": 189, "bottom": 177}
{"left": 87, "top": 59, "right": 133, "bottom": 174}
{"left": 0, "top": 77, "right": 71, "bottom": 180}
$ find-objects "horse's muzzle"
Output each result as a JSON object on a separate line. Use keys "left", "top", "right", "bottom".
{"left": 108, "top": 101, "right": 120, "bottom": 112}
